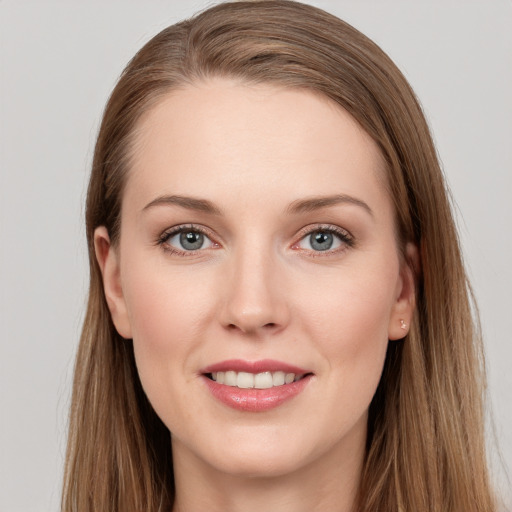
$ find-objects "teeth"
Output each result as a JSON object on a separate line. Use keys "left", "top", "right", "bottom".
{"left": 210, "top": 370, "right": 305, "bottom": 389}
{"left": 237, "top": 372, "right": 254, "bottom": 389}
{"left": 285, "top": 373, "right": 295, "bottom": 384}
{"left": 225, "top": 371, "right": 237, "bottom": 387}
{"left": 254, "top": 372, "right": 273, "bottom": 389}
{"left": 272, "top": 371, "right": 285, "bottom": 386}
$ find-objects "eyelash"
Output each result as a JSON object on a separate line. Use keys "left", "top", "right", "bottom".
{"left": 156, "top": 223, "right": 354, "bottom": 257}
{"left": 156, "top": 224, "right": 218, "bottom": 256}
{"left": 292, "top": 224, "right": 354, "bottom": 256}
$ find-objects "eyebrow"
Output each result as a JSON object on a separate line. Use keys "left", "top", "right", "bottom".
{"left": 142, "top": 195, "right": 222, "bottom": 215}
{"left": 141, "top": 193, "right": 373, "bottom": 217}
{"left": 286, "top": 194, "right": 374, "bottom": 217}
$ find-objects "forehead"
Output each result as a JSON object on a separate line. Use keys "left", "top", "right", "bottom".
{"left": 124, "top": 78, "right": 389, "bottom": 215}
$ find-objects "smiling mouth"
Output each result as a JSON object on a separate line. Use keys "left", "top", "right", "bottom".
{"left": 206, "top": 371, "right": 310, "bottom": 389}
{"left": 201, "top": 361, "right": 314, "bottom": 411}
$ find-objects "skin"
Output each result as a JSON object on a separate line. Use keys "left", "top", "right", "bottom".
{"left": 95, "top": 79, "right": 416, "bottom": 512}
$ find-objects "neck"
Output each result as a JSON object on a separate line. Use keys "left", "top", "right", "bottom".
{"left": 171, "top": 425, "right": 365, "bottom": 512}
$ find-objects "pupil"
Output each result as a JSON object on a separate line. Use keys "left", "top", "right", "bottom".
{"left": 311, "top": 232, "right": 333, "bottom": 251}
{"left": 180, "top": 231, "right": 204, "bottom": 250}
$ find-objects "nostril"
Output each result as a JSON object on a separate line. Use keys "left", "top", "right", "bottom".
{"left": 226, "top": 321, "right": 278, "bottom": 333}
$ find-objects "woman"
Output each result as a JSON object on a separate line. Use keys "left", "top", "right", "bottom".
{"left": 62, "top": 1, "right": 498, "bottom": 510}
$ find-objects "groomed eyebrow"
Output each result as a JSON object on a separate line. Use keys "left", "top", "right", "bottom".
{"left": 142, "top": 195, "right": 222, "bottom": 215}
{"left": 142, "top": 193, "right": 373, "bottom": 217}
{"left": 286, "top": 194, "right": 373, "bottom": 217}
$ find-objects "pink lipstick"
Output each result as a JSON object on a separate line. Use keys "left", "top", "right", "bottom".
{"left": 200, "top": 359, "right": 313, "bottom": 412}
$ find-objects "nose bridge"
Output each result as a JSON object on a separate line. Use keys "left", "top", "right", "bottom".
{"left": 220, "top": 234, "right": 288, "bottom": 334}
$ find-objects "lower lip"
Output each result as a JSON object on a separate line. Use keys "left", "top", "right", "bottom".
{"left": 202, "top": 375, "right": 312, "bottom": 412}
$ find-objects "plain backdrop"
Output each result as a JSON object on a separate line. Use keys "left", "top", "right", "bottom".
{"left": 1, "top": 1, "right": 511, "bottom": 510}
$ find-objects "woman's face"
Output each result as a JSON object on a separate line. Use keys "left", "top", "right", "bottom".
{"left": 96, "top": 79, "right": 415, "bottom": 479}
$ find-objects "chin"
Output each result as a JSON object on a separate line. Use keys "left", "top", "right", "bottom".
{"left": 208, "top": 450, "right": 309, "bottom": 479}
{"left": 190, "top": 427, "right": 325, "bottom": 479}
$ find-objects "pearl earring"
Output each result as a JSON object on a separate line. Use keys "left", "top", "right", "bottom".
{"left": 400, "top": 319, "right": 407, "bottom": 330}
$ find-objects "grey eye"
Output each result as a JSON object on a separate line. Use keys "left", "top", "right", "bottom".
{"left": 166, "top": 230, "right": 213, "bottom": 251}
{"left": 180, "top": 231, "right": 205, "bottom": 250}
{"left": 296, "top": 229, "right": 344, "bottom": 252}
{"left": 309, "top": 232, "right": 334, "bottom": 251}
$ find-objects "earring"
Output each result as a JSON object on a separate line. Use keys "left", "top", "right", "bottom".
{"left": 400, "top": 319, "right": 407, "bottom": 330}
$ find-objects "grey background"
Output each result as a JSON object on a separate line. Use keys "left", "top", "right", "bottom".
{"left": 1, "top": 1, "right": 511, "bottom": 510}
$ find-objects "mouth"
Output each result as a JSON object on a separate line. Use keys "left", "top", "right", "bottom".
{"left": 200, "top": 359, "right": 314, "bottom": 412}
{"left": 206, "top": 370, "right": 309, "bottom": 389}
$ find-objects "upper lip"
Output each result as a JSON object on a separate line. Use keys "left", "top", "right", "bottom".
{"left": 200, "top": 359, "right": 310, "bottom": 375}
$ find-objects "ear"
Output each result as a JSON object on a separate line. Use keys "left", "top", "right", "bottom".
{"left": 388, "top": 242, "right": 419, "bottom": 340}
{"left": 94, "top": 226, "right": 133, "bottom": 339}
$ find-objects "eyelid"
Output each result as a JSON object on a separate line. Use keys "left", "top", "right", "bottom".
{"left": 156, "top": 222, "right": 354, "bottom": 256}
{"left": 291, "top": 224, "right": 354, "bottom": 253}
{"left": 157, "top": 224, "right": 221, "bottom": 255}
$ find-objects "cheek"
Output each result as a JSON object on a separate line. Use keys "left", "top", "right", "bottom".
{"left": 122, "top": 252, "right": 213, "bottom": 344}
{"left": 302, "top": 261, "right": 396, "bottom": 335}
{"left": 120, "top": 255, "right": 216, "bottom": 407}
{"left": 297, "top": 260, "right": 398, "bottom": 390}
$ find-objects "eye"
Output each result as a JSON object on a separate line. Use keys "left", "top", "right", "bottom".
{"left": 294, "top": 226, "right": 352, "bottom": 253}
{"left": 159, "top": 226, "right": 216, "bottom": 253}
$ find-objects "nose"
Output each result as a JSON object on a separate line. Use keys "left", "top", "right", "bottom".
{"left": 219, "top": 243, "right": 290, "bottom": 336}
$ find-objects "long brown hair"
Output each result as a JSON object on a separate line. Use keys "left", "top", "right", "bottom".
{"left": 62, "top": 1, "right": 497, "bottom": 510}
